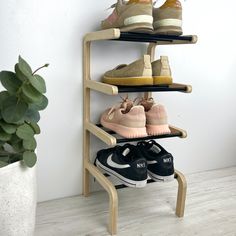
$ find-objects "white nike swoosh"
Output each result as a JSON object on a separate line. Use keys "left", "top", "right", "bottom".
{"left": 147, "top": 160, "right": 157, "bottom": 164}
{"left": 107, "top": 154, "right": 130, "bottom": 169}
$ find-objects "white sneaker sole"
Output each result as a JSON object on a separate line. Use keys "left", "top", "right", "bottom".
{"left": 96, "top": 159, "right": 147, "bottom": 188}
{"left": 148, "top": 170, "right": 174, "bottom": 182}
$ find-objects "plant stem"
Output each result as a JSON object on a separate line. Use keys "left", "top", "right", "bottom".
{"left": 32, "top": 64, "right": 49, "bottom": 75}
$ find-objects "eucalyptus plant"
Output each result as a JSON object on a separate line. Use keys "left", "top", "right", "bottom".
{"left": 0, "top": 56, "right": 48, "bottom": 168}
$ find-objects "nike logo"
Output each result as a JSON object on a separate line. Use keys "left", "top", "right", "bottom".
{"left": 137, "top": 163, "right": 146, "bottom": 168}
{"left": 163, "top": 157, "right": 172, "bottom": 163}
{"left": 107, "top": 154, "right": 130, "bottom": 169}
{"left": 147, "top": 160, "right": 157, "bottom": 164}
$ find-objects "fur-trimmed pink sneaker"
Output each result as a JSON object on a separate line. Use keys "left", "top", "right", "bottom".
{"left": 138, "top": 98, "right": 171, "bottom": 136}
{"left": 100, "top": 98, "right": 147, "bottom": 138}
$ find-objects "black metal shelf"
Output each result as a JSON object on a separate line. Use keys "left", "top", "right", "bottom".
{"left": 112, "top": 32, "right": 195, "bottom": 43}
{"left": 96, "top": 124, "right": 184, "bottom": 144}
{"left": 117, "top": 83, "right": 191, "bottom": 93}
{"left": 102, "top": 174, "right": 178, "bottom": 190}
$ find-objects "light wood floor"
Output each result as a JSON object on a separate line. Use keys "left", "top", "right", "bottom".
{"left": 36, "top": 167, "right": 236, "bottom": 236}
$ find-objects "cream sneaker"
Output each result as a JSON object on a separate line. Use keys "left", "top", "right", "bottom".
{"left": 102, "top": 55, "right": 153, "bottom": 86}
{"left": 100, "top": 97, "right": 147, "bottom": 138}
{"left": 152, "top": 56, "right": 173, "bottom": 85}
{"left": 102, "top": 0, "right": 153, "bottom": 33}
{"left": 138, "top": 97, "right": 171, "bottom": 135}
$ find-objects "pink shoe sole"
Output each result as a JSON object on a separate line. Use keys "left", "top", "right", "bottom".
{"left": 101, "top": 119, "right": 147, "bottom": 139}
{"left": 146, "top": 124, "right": 171, "bottom": 136}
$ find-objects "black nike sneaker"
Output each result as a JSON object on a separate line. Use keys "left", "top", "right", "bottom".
{"left": 137, "top": 140, "right": 174, "bottom": 182}
{"left": 95, "top": 144, "right": 147, "bottom": 188}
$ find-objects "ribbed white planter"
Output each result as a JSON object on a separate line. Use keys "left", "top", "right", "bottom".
{"left": 0, "top": 161, "right": 36, "bottom": 236}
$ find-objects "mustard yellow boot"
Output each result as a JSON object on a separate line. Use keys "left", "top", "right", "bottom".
{"left": 152, "top": 56, "right": 173, "bottom": 85}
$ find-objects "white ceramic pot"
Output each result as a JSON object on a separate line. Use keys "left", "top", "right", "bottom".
{"left": 0, "top": 161, "right": 36, "bottom": 236}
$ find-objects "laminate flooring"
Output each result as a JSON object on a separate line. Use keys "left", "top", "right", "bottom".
{"left": 36, "top": 167, "right": 236, "bottom": 236}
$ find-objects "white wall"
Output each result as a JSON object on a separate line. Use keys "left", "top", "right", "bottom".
{"left": 0, "top": 0, "right": 236, "bottom": 202}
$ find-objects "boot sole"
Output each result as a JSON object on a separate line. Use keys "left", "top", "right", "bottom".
{"left": 153, "top": 76, "right": 173, "bottom": 85}
{"left": 103, "top": 76, "right": 153, "bottom": 86}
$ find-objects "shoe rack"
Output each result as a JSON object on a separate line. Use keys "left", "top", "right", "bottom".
{"left": 83, "top": 28, "right": 197, "bottom": 235}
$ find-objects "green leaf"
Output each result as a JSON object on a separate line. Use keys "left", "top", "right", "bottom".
{"left": 23, "top": 151, "right": 37, "bottom": 167}
{"left": 29, "top": 95, "right": 48, "bottom": 111}
{"left": 22, "top": 84, "right": 42, "bottom": 103}
{"left": 0, "top": 140, "right": 5, "bottom": 146}
{"left": 24, "top": 109, "right": 40, "bottom": 123}
{"left": 0, "top": 161, "right": 8, "bottom": 168}
{"left": 0, "top": 91, "right": 10, "bottom": 109}
{"left": 29, "top": 122, "right": 40, "bottom": 134}
{"left": 0, "top": 155, "right": 9, "bottom": 162}
{"left": 11, "top": 118, "right": 25, "bottom": 125}
{"left": 16, "top": 123, "right": 34, "bottom": 140}
{"left": 15, "top": 63, "right": 27, "bottom": 81}
{"left": 18, "top": 56, "right": 32, "bottom": 78}
{"left": 0, "top": 71, "right": 22, "bottom": 93}
{"left": 23, "top": 136, "right": 37, "bottom": 150}
{"left": 10, "top": 134, "right": 21, "bottom": 144}
{"left": 29, "top": 75, "right": 46, "bottom": 93}
{"left": 12, "top": 141, "right": 24, "bottom": 152}
{"left": 9, "top": 153, "right": 22, "bottom": 163}
{"left": 0, "top": 128, "right": 11, "bottom": 141}
{"left": 0, "top": 120, "right": 17, "bottom": 134}
{"left": 2, "top": 96, "right": 28, "bottom": 123}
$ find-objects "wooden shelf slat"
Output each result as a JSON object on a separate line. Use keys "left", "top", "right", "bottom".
{"left": 86, "top": 122, "right": 117, "bottom": 146}
{"left": 85, "top": 80, "right": 192, "bottom": 95}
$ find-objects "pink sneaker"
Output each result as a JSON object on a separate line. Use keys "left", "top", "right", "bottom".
{"left": 138, "top": 98, "right": 171, "bottom": 136}
{"left": 100, "top": 98, "right": 147, "bottom": 138}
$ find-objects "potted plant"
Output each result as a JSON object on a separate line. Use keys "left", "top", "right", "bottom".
{"left": 0, "top": 56, "right": 48, "bottom": 236}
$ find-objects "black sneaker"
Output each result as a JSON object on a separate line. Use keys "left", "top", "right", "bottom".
{"left": 95, "top": 144, "right": 147, "bottom": 188}
{"left": 137, "top": 140, "right": 174, "bottom": 182}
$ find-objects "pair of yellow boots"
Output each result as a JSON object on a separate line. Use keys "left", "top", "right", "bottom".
{"left": 102, "top": 55, "right": 172, "bottom": 86}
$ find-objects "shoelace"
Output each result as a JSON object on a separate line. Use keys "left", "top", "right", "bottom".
{"left": 135, "top": 97, "right": 155, "bottom": 112}
{"left": 107, "top": 96, "right": 155, "bottom": 117}
{"left": 107, "top": 0, "right": 186, "bottom": 10}
{"left": 137, "top": 139, "right": 155, "bottom": 147}
{"left": 107, "top": 95, "right": 135, "bottom": 116}
{"left": 136, "top": 97, "right": 154, "bottom": 104}
{"left": 106, "top": 0, "right": 128, "bottom": 10}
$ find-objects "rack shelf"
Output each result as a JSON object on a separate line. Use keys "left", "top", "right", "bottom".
{"left": 83, "top": 28, "right": 197, "bottom": 235}
{"left": 95, "top": 124, "right": 187, "bottom": 145}
{"left": 84, "top": 28, "right": 197, "bottom": 45}
{"left": 113, "top": 31, "right": 197, "bottom": 44}
{"left": 85, "top": 80, "right": 192, "bottom": 95}
{"left": 103, "top": 171, "right": 179, "bottom": 190}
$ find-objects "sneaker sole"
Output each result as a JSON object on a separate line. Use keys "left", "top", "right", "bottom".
{"left": 103, "top": 76, "right": 153, "bottom": 86}
{"left": 153, "top": 76, "right": 173, "bottom": 85}
{"left": 120, "top": 22, "right": 154, "bottom": 33}
{"left": 102, "top": 23, "right": 153, "bottom": 33}
{"left": 101, "top": 118, "right": 147, "bottom": 138}
{"left": 153, "top": 26, "right": 182, "bottom": 35}
{"left": 96, "top": 159, "right": 147, "bottom": 188}
{"left": 148, "top": 170, "right": 174, "bottom": 182}
{"left": 146, "top": 124, "right": 171, "bottom": 136}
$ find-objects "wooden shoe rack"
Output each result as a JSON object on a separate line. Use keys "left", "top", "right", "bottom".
{"left": 83, "top": 28, "right": 197, "bottom": 235}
